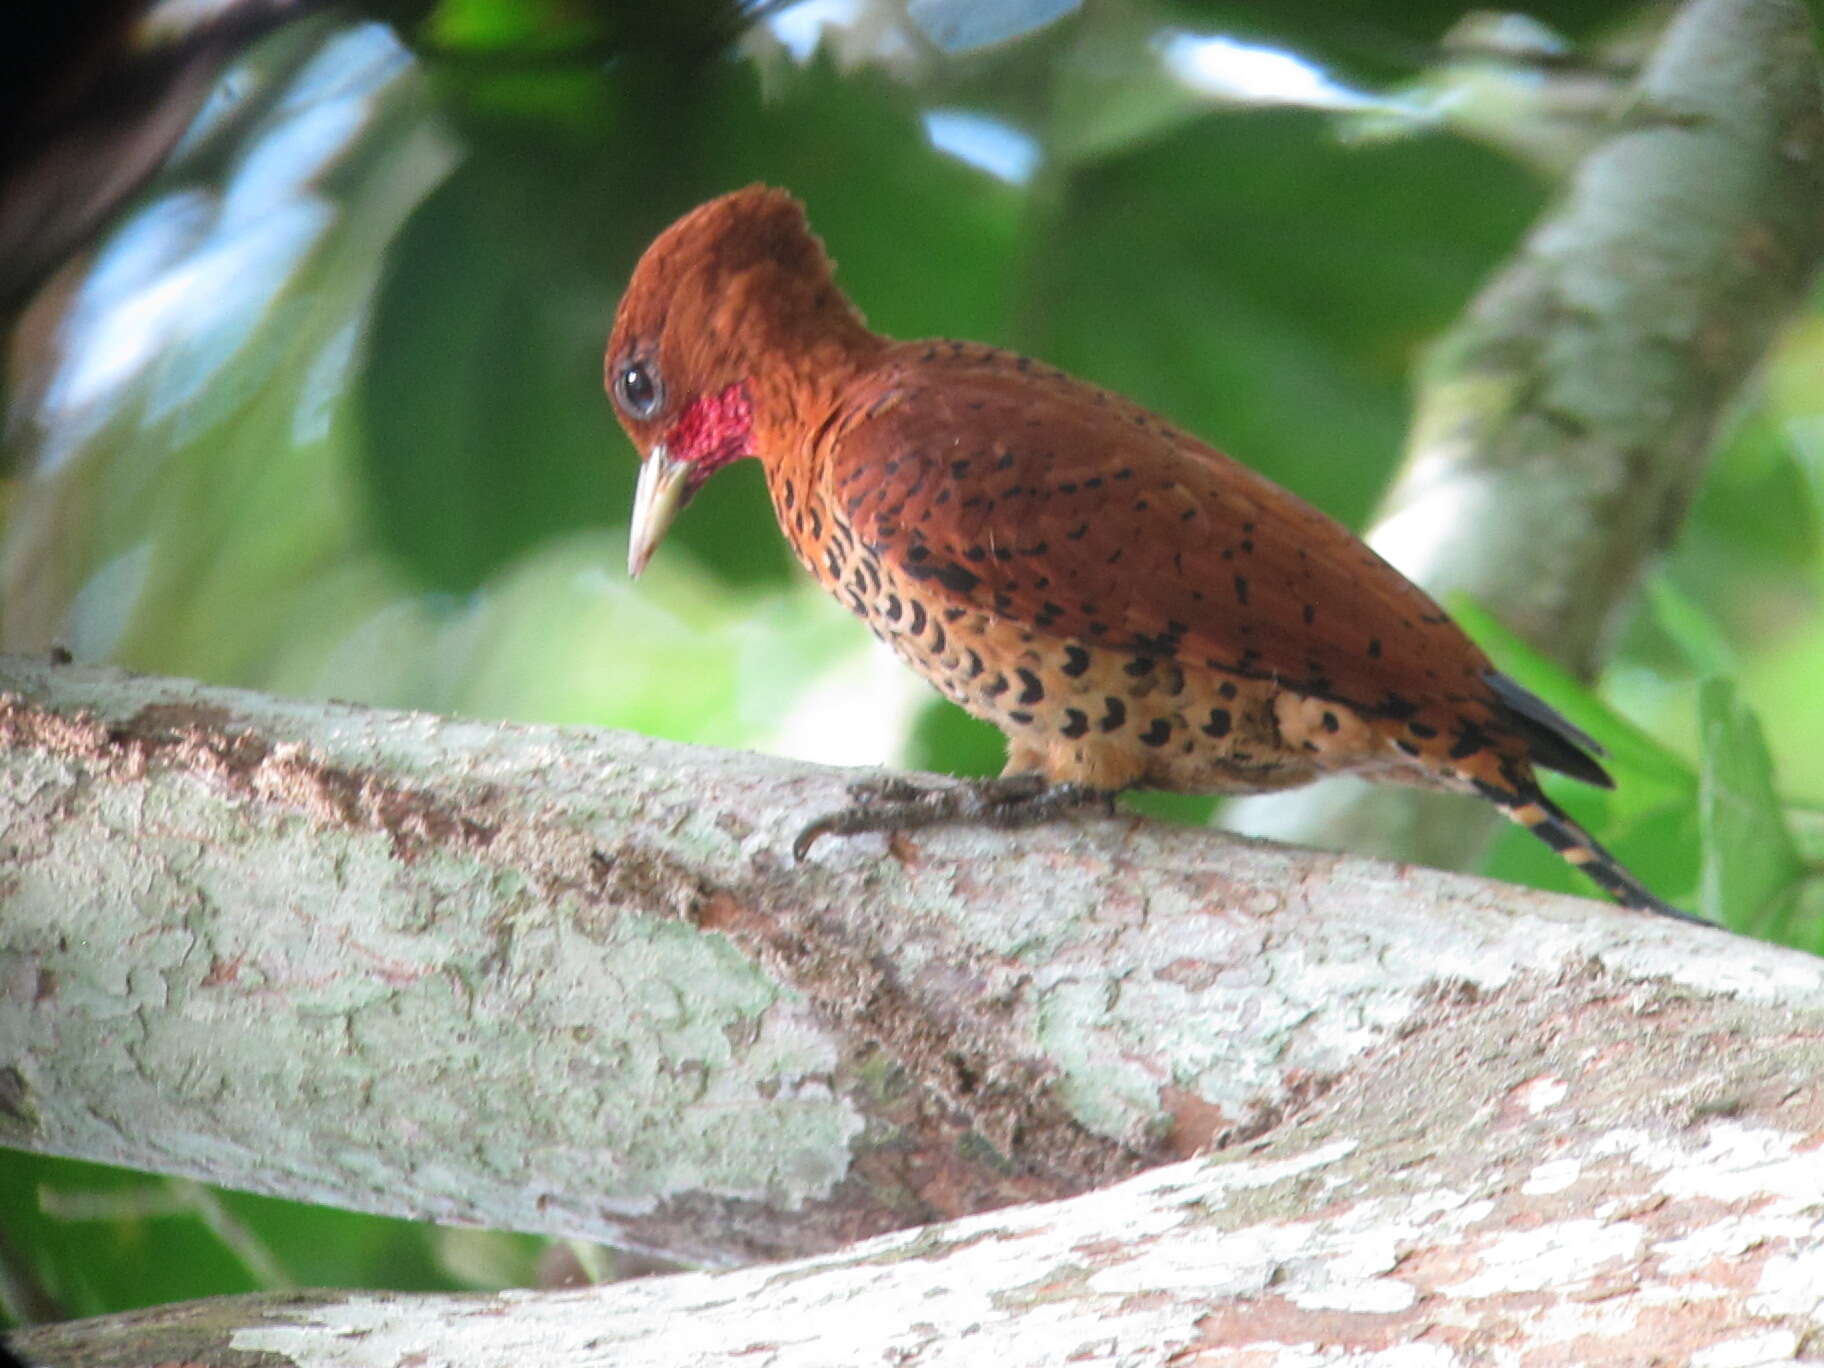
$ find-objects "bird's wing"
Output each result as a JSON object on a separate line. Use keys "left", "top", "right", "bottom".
{"left": 823, "top": 344, "right": 1493, "bottom": 721}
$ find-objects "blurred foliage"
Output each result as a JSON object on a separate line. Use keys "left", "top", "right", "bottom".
{"left": 3, "top": 0, "right": 1823, "bottom": 1331}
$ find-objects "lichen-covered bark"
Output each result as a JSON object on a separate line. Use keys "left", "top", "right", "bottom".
{"left": 6, "top": 652, "right": 1818, "bottom": 1277}
{"left": 18, "top": 962, "right": 1824, "bottom": 1365}
{"left": 1230, "top": 0, "right": 1824, "bottom": 868}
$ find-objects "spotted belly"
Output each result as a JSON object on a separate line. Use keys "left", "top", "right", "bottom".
{"left": 796, "top": 508, "right": 1408, "bottom": 796}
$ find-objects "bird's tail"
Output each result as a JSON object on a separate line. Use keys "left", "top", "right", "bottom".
{"left": 1476, "top": 780, "right": 1710, "bottom": 927}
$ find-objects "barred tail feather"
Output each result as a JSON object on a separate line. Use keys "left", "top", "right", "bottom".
{"left": 1477, "top": 781, "right": 1711, "bottom": 927}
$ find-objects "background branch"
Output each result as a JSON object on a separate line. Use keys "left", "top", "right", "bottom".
{"left": 1228, "top": 0, "right": 1824, "bottom": 870}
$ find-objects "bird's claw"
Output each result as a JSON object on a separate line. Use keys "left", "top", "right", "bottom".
{"left": 792, "top": 774, "right": 1112, "bottom": 861}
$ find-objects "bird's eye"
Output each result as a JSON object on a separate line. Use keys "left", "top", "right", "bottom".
{"left": 614, "top": 359, "right": 663, "bottom": 420}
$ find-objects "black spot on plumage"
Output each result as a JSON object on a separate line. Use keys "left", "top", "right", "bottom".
{"left": 1067, "top": 523, "right": 1089, "bottom": 541}
{"left": 1302, "top": 603, "right": 1316, "bottom": 625}
{"left": 1099, "top": 697, "right": 1127, "bottom": 732}
{"left": 951, "top": 459, "right": 972, "bottom": 479}
{"left": 908, "top": 600, "right": 926, "bottom": 635}
{"left": 1449, "top": 721, "right": 1493, "bottom": 761}
{"left": 783, "top": 480, "right": 796, "bottom": 510}
{"left": 1008, "top": 709, "right": 1034, "bottom": 725}
{"left": 808, "top": 506, "right": 823, "bottom": 539}
{"left": 1016, "top": 669, "right": 1044, "bottom": 704}
{"left": 1115, "top": 467, "right": 1134, "bottom": 481}
{"left": 1321, "top": 711, "right": 1340, "bottom": 734}
{"left": 984, "top": 673, "right": 1010, "bottom": 698}
{"left": 1125, "top": 657, "right": 1155, "bottom": 677}
{"left": 966, "top": 546, "right": 986, "bottom": 562}
{"left": 884, "top": 595, "right": 903, "bottom": 621}
{"left": 1378, "top": 693, "right": 1420, "bottom": 721}
{"left": 943, "top": 607, "right": 966, "bottom": 622}
{"left": 1084, "top": 476, "right": 1103, "bottom": 489}
{"left": 965, "top": 650, "right": 983, "bottom": 677}
{"left": 929, "top": 562, "right": 981, "bottom": 594}
{"left": 929, "top": 621, "right": 947, "bottom": 655}
{"left": 1062, "top": 645, "right": 1090, "bottom": 677}
{"left": 995, "top": 452, "right": 1016, "bottom": 471}
{"left": 1061, "top": 709, "right": 1090, "bottom": 738}
{"left": 1367, "top": 638, "right": 1383, "bottom": 659}
{"left": 1408, "top": 722, "right": 1438, "bottom": 739}
{"left": 1218, "top": 681, "right": 1239, "bottom": 700}
{"left": 1129, "top": 632, "right": 1175, "bottom": 656}
{"left": 1395, "top": 739, "right": 1421, "bottom": 758}
{"left": 1202, "top": 708, "right": 1231, "bottom": 738}
{"left": 1233, "top": 575, "right": 1249, "bottom": 606}
{"left": 1139, "top": 718, "right": 1171, "bottom": 747}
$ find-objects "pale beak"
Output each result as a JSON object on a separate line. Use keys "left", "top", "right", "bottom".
{"left": 627, "top": 443, "right": 693, "bottom": 578}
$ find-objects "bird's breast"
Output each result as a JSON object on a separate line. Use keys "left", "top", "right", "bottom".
{"left": 778, "top": 486, "right": 1433, "bottom": 796}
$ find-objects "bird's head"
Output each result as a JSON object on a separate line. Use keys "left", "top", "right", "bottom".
{"left": 605, "top": 185, "right": 874, "bottom": 576}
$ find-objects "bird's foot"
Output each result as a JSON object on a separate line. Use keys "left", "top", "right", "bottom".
{"left": 793, "top": 773, "right": 1115, "bottom": 861}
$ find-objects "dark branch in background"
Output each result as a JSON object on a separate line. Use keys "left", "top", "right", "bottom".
{"left": 1228, "top": 0, "right": 1824, "bottom": 871}
{"left": 0, "top": 0, "right": 343, "bottom": 316}
{"left": 0, "top": 0, "right": 776, "bottom": 318}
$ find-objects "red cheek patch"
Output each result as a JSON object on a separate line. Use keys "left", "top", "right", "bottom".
{"left": 670, "top": 382, "right": 755, "bottom": 482}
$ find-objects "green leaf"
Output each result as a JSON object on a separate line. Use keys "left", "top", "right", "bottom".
{"left": 1697, "top": 677, "right": 1806, "bottom": 939}
{"left": 1645, "top": 576, "right": 1739, "bottom": 677}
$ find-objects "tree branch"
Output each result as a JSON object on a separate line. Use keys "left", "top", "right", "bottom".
{"left": 1228, "top": 0, "right": 1824, "bottom": 869}
{"left": 3, "top": 651, "right": 1806, "bottom": 1276}
{"left": 17, "top": 875, "right": 1824, "bottom": 1363}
